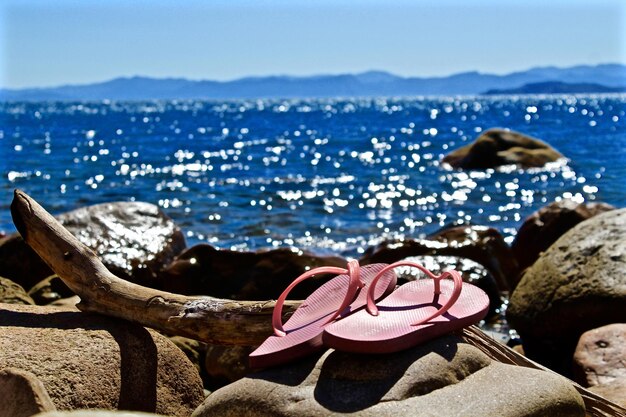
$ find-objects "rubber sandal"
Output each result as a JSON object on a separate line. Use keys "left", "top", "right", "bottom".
{"left": 322, "top": 261, "right": 489, "bottom": 354}
{"left": 249, "top": 260, "right": 397, "bottom": 368}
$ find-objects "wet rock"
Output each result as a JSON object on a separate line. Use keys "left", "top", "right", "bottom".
{"left": 27, "top": 276, "right": 74, "bottom": 306}
{"left": 573, "top": 323, "right": 626, "bottom": 407}
{"left": 193, "top": 334, "right": 584, "bottom": 417}
{"left": 0, "top": 367, "right": 56, "bottom": 417}
{"left": 160, "top": 244, "right": 346, "bottom": 299}
{"left": 389, "top": 255, "right": 501, "bottom": 316}
{"left": 0, "top": 202, "right": 186, "bottom": 290}
{"left": 361, "top": 225, "right": 518, "bottom": 291}
{"left": 511, "top": 200, "right": 615, "bottom": 272}
{"left": 0, "top": 303, "right": 204, "bottom": 416}
{"left": 0, "top": 277, "right": 35, "bottom": 305}
{"left": 507, "top": 209, "right": 626, "bottom": 375}
{"left": 442, "top": 128, "right": 563, "bottom": 169}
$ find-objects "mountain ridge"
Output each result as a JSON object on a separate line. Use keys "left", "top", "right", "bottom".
{"left": 2, "top": 64, "right": 625, "bottom": 100}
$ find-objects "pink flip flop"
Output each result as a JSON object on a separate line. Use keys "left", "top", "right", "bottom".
{"left": 249, "top": 260, "right": 397, "bottom": 368}
{"left": 322, "top": 261, "right": 489, "bottom": 354}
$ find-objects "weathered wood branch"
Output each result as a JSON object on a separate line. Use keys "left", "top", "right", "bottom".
{"left": 10, "top": 189, "right": 300, "bottom": 346}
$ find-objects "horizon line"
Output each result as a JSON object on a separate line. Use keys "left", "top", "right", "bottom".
{"left": 3, "top": 62, "right": 625, "bottom": 91}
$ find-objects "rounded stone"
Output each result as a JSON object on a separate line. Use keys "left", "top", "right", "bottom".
{"left": 0, "top": 303, "right": 204, "bottom": 416}
{"left": 193, "top": 334, "right": 584, "bottom": 417}
{"left": 507, "top": 209, "right": 626, "bottom": 374}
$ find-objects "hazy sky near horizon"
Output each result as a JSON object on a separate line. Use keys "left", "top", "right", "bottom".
{"left": 1, "top": 0, "right": 625, "bottom": 88}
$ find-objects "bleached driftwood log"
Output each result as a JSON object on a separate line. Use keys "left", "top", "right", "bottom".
{"left": 10, "top": 189, "right": 300, "bottom": 346}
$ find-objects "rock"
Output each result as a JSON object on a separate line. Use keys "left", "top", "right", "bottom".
{"left": 387, "top": 255, "right": 501, "bottom": 316}
{"left": 573, "top": 323, "right": 626, "bottom": 408}
{"left": 442, "top": 128, "right": 563, "bottom": 169}
{"left": 0, "top": 303, "right": 204, "bottom": 416}
{"left": 193, "top": 334, "right": 584, "bottom": 417}
{"left": 0, "top": 202, "right": 186, "bottom": 291}
{"left": 507, "top": 209, "right": 626, "bottom": 375}
{"left": 511, "top": 200, "right": 615, "bottom": 272}
{"left": 204, "top": 345, "right": 255, "bottom": 391}
{"left": 0, "top": 235, "right": 55, "bottom": 294}
{"left": 160, "top": 244, "right": 346, "bottom": 299}
{"left": 34, "top": 412, "right": 162, "bottom": 417}
{"left": 0, "top": 368, "right": 56, "bottom": 417}
{"left": 0, "top": 277, "right": 35, "bottom": 305}
{"left": 169, "top": 336, "right": 210, "bottom": 388}
{"left": 361, "top": 225, "right": 518, "bottom": 291}
{"left": 27, "top": 276, "right": 74, "bottom": 305}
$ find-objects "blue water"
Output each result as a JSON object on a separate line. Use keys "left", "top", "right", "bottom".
{"left": 1, "top": 96, "right": 625, "bottom": 257}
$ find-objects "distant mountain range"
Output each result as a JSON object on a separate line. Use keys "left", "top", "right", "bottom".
{"left": 484, "top": 81, "right": 626, "bottom": 95}
{"left": 1, "top": 64, "right": 625, "bottom": 101}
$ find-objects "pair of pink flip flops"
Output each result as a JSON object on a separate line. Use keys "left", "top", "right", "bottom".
{"left": 249, "top": 260, "right": 489, "bottom": 368}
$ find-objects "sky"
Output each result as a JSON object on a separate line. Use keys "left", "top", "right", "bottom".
{"left": 1, "top": 0, "right": 625, "bottom": 89}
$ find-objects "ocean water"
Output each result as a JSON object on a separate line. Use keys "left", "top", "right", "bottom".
{"left": 1, "top": 96, "right": 625, "bottom": 257}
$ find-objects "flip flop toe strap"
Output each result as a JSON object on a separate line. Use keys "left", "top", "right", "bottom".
{"left": 366, "top": 261, "right": 463, "bottom": 326}
{"left": 272, "top": 260, "right": 364, "bottom": 337}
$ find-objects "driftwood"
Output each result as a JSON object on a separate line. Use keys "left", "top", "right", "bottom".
{"left": 10, "top": 189, "right": 300, "bottom": 346}
{"left": 9, "top": 190, "right": 626, "bottom": 416}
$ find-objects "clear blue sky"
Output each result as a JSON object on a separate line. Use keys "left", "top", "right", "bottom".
{"left": 1, "top": 0, "right": 625, "bottom": 88}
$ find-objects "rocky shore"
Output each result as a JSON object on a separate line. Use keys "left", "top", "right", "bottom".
{"left": 1, "top": 193, "right": 624, "bottom": 417}
{"left": 0, "top": 129, "right": 624, "bottom": 416}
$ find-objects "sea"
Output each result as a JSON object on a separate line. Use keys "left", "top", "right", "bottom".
{"left": 1, "top": 95, "right": 625, "bottom": 258}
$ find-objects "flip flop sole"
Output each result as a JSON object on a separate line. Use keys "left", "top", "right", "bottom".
{"left": 322, "top": 279, "right": 489, "bottom": 354}
{"left": 249, "top": 263, "right": 397, "bottom": 368}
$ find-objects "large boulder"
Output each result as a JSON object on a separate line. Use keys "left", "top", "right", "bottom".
{"left": 0, "top": 303, "right": 204, "bottom": 416}
{"left": 573, "top": 323, "right": 626, "bottom": 407}
{"left": 507, "top": 209, "right": 626, "bottom": 375}
{"left": 0, "top": 277, "right": 35, "bottom": 305}
{"left": 361, "top": 225, "right": 518, "bottom": 291}
{"left": 511, "top": 200, "right": 615, "bottom": 272}
{"left": 159, "top": 244, "right": 346, "bottom": 299}
{"left": 193, "top": 334, "right": 584, "bottom": 417}
{"left": 442, "top": 128, "right": 563, "bottom": 169}
{"left": 0, "top": 202, "right": 186, "bottom": 291}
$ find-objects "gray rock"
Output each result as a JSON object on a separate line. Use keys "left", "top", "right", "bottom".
{"left": 0, "top": 277, "right": 35, "bottom": 305}
{"left": 193, "top": 335, "right": 584, "bottom": 417}
{"left": 0, "top": 367, "right": 56, "bottom": 417}
{"left": 0, "top": 202, "right": 186, "bottom": 290}
{"left": 0, "top": 303, "right": 204, "bottom": 416}
{"left": 507, "top": 209, "right": 626, "bottom": 374}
